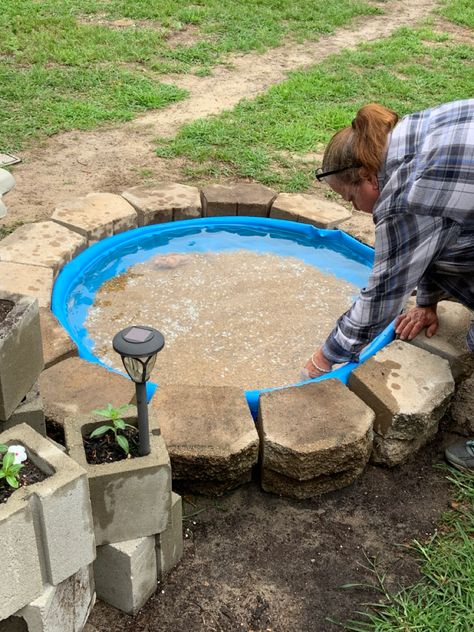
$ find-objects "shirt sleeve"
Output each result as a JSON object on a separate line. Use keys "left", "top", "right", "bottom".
{"left": 322, "top": 213, "right": 458, "bottom": 364}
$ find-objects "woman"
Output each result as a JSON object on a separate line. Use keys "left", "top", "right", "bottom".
{"left": 304, "top": 99, "right": 474, "bottom": 470}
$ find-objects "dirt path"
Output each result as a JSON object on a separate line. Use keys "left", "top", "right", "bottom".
{"left": 3, "top": 0, "right": 437, "bottom": 228}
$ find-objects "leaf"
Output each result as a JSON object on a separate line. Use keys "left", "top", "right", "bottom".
{"left": 114, "top": 418, "right": 126, "bottom": 430}
{"left": 92, "top": 407, "right": 113, "bottom": 418}
{"left": 0, "top": 444, "right": 8, "bottom": 454}
{"left": 117, "top": 434, "right": 130, "bottom": 455}
{"left": 2, "top": 451, "right": 14, "bottom": 469}
{"left": 89, "top": 425, "right": 113, "bottom": 438}
{"left": 6, "top": 475, "right": 19, "bottom": 489}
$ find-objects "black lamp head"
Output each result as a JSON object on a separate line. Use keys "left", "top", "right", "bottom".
{"left": 113, "top": 326, "right": 165, "bottom": 383}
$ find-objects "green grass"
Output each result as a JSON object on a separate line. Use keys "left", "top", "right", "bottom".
{"left": 0, "top": 0, "right": 378, "bottom": 151}
{"left": 339, "top": 467, "right": 474, "bottom": 632}
{"left": 155, "top": 27, "right": 473, "bottom": 191}
{"left": 439, "top": 0, "right": 474, "bottom": 28}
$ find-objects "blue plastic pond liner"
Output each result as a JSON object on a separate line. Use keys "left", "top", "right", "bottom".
{"left": 52, "top": 216, "right": 395, "bottom": 419}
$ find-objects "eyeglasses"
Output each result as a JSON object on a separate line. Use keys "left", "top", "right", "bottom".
{"left": 315, "top": 164, "right": 362, "bottom": 182}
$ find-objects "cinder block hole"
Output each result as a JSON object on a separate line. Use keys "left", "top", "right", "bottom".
{"left": 0, "top": 615, "right": 28, "bottom": 632}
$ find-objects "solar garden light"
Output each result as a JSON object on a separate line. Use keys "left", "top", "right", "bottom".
{"left": 113, "top": 326, "right": 165, "bottom": 456}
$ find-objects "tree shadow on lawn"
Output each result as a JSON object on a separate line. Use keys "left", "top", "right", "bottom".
{"left": 88, "top": 433, "right": 457, "bottom": 632}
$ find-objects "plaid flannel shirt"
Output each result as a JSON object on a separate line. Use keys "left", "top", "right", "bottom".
{"left": 323, "top": 99, "right": 474, "bottom": 364}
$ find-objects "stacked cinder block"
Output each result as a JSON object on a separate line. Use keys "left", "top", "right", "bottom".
{"left": 0, "top": 424, "right": 96, "bottom": 632}
{"left": 63, "top": 408, "right": 183, "bottom": 615}
{"left": 0, "top": 293, "right": 45, "bottom": 435}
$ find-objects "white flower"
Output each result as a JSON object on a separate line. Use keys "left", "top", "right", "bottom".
{"left": 8, "top": 445, "right": 27, "bottom": 464}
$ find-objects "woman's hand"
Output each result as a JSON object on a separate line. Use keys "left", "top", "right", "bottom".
{"left": 395, "top": 304, "right": 439, "bottom": 341}
{"left": 302, "top": 348, "right": 333, "bottom": 380}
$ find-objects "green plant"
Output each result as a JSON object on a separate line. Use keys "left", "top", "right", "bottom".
{"left": 89, "top": 403, "right": 135, "bottom": 455}
{"left": 0, "top": 450, "right": 24, "bottom": 489}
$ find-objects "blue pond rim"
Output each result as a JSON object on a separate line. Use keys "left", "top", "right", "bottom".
{"left": 52, "top": 216, "right": 395, "bottom": 420}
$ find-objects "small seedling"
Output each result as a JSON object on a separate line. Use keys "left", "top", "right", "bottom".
{"left": 0, "top": 450, "right": 24, "bottom": 489}
{"left": 90, "top": 403, "right": 135, "bottom": 455}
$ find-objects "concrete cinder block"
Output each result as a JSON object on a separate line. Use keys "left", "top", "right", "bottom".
{"left": 156, "top": 492, "right": 183, "bottom": 579}
{"left": 94, "top": 536, "right": 157, "bottom": 615}
{"left": 348, "top": 340, "right": 455, "bottom": 466}
{"left": 0, "top": 292, "right": 44, "bottom": 421}
{"left": 17, "top": 565, "right": 95, "bottom": 632}
{"left": 52, "top": 192, "right": 138, "bottom": 244}
{"left": 151, "top": 385, "right": 259, "bottom": 495}
{"left": 39, "top": 308, "right": 77, "bottom": 370}
{"left": 0, "top": 221, "right": 87, "bottom": 278}
{"left": 0, "top": 380, "right": 45, "bottom": 435}
{"left": 270, "top": 193, "right": 351, "bottom": 229}
{"left": 0, "top": 424, "right": 96, "bottom": 620}
{"left": 257, "top": 379, "right": 374, "bottom": 498}
{"left": 64, "top": 408, "right": 171, "bottom": 545}
{"left": 122, "top": 183, "right": 201, "bottom": 225}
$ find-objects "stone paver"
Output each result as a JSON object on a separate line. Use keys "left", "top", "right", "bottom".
{"left": 39, "top": 308, "right": 77, "bottom": 369}
{"left": 151, "top": 385, "right": 259, "bottom": 494}
{"left": 39, "top": 357, "right": 136, "bottom": 424}
{"left": 202, "top": 184, "right": 238, "bottom": 216}
{"left": 122, "top": 183, "right": 201, "bottom": 225}
{"left": 406, "top": 300, "right": 474, "bottom": 381}
{"left": 52, "top": 192, "right": 137, "bottom": 244}
{"left": 235, "top": 183, "right": 276, "bottom": 217}
{"left": 0, "top": 221, "right": 86, "bottom": 278}
{"left": 348, "top": 340, "right": 455, "bottom": 466}
{"left": 270, "top": 193, "right": 351, "bottom": 229}
{"left": 257, "top": 379, "right": 374, "bottom": 499}
{"left": 0, "top": 262, "right": 54, "bottom": 308}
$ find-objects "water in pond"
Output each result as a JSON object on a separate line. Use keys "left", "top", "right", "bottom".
{"left": 86, "top": 248, "right": 359, "bottom": 390}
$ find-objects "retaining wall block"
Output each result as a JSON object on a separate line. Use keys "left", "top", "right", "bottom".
{"left": 348, "top": 340, "right": 455, "bottom": 466}
{"left": 406, "top": 300, "right": 474, "bottom": 381}
{"left": 257, "top": 379, "right": 374, "bottom": 499}
{"left": 0, "top": 292, "right": 44, "bottom": 421}
{"left": 0, "top": 221, "right": 87, "bottom": 279}
{"left": 0, "top": 380, "right": 45, "bottom": 435}
{"left": 444, "top": 372, "right": 474, "bottom": 436}
{"left": 234, "top": 183, "right": 276, "bottom": 217}
{"left": 156, "top": 492, "right": 184, "bottom": 579}
{"left": 52, "top": 192, "right": 138, "bottom": 244}
{"left": 16, "top": 565, "right": 95, "bottom": 632}
{"left": 39, "top": 357, "right": 136, "bottom": 425}
{"left": 270, "top": 193, "right": 351, "bottom": 229}
{"left": 94, "top": 536, "right": 157, "bottom": 615}
{"left": 0, "top": 424, "right": 96, "bottom": 620}
{"left": 0, "top": 262, "right": 54, "bottom": 309}
{"left": 150, "top": 385, "right": 259, "bottom": 495}
{"left": 39, "top": 308, "right": 78, "bottom": 370}
{"left": 64, "top": 407, "right": 171, "bottom": 545}
{"left": 201, "top": 184, "right": 238, "bottom": 216}
{"left": 122, "top": 183, "right": 201, "bottom": 225}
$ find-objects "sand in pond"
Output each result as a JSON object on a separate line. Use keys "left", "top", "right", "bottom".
{"left": 86, "top": 250, "right": 359, "bottom": 389}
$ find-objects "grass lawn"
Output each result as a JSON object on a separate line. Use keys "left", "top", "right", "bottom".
{"left": 340, "top": 467, "right": 474, "bottom": 631}
{"left": 0, "top": 0, "right": 378, "bottom": 152}
{"left": 155, "top": 26, "right": 473, "bottom": 191}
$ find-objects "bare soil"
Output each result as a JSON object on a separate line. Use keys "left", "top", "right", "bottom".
{"left": 0, "top": 458, "right": 48, "bottom": 504}
{"left": 86, "top": 433, "right": 458, "bottom": 632}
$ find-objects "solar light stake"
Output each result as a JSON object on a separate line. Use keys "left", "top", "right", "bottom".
{"left": 112, "top": 326, "right": 165, "bottom": 457}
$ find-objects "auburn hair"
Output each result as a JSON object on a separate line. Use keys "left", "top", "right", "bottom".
{"left": 321, "top": 103, "right": 399, "bottom": 184}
